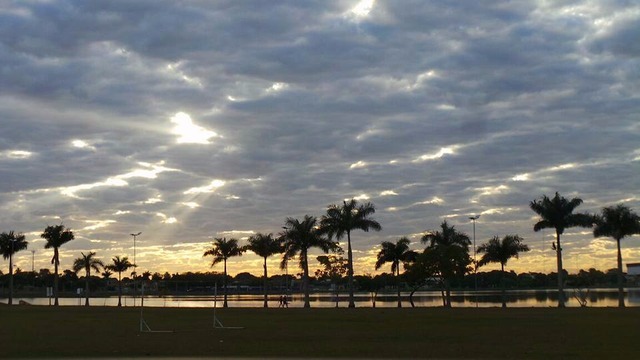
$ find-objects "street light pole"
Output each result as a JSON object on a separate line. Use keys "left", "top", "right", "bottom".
{"left": 31, "top": 250, "right": 35, "bottom": 273}
{"left": 130, "top": 232, "right": 142, "bottom": 306}
{"left": 469, "top": 215, "right": 480, "bottom": 308}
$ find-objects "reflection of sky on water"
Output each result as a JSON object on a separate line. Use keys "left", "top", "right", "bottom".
{"left": 3, "top": 289, "right": 640, "bottom": 308}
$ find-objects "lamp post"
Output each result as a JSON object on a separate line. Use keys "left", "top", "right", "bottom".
{"left": 130, "top": 232, "right": 142, "bottom": 306}
{"left": 469, "top": 215, "right": 480, "bottom": 308}
{"left": 31, "top": 250, "right": 35, "bottom": 273}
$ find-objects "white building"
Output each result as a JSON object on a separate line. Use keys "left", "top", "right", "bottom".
{"left": 627, "top": 263, "right": 640, "bottom": 276}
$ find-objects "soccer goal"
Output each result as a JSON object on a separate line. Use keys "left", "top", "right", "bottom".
{"left": 213, "top": 283, "right": 243, "bottom": 330}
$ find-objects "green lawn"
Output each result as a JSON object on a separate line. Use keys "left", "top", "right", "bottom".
{"left": 1, "top": 306, "right": 638, "bottom": 358}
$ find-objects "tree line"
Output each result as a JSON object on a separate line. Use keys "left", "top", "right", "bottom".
{"left": 1, "top": 193, "right": 639, "bottom": 308}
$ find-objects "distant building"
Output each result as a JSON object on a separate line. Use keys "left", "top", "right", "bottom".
{"left": 627, "top": 263, "right": 640, "bottom": 276}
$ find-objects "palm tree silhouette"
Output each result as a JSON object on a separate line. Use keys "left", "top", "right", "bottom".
{"left": 72, "top": 251, "right": 104, "bottom": 306}
{"left": 477, "top": 235, "right": 529, "bottom": 308}
{"left": 0, "top": 231, "right": 28, "bottom": 305}
{"left": 281, "top": 215, "right": 337, "bottom": 308}
{"left": 421, "top": 221, "right": 471, "bottom": 308}
{"left": 41, "top": 224, "right": 75, "bottom": 306}
{"left": 593, "top": 204, "right": 640, "bottom": 307}
{"left": 375, "top": 237, "right": 417, "bottom": 307}
{"left": 530, "top": 192, "right": 593, "bottom": 307}
{"left": 245, "top": 233, "right": 284, "bottom": 307}
{"left": 106, "top": 256, "right": 134, "bottom": 307}
{"left": 203, "top": 237, "right": 244, "bottom": 308}
{"left": 321, "top": 199, "right": 382, "bottom": 308}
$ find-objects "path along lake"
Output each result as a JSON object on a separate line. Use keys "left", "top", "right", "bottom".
{"left": 3, "top": 288, "right": 640, "bottom": 307}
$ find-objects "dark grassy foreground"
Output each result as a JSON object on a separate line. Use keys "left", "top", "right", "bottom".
{"left": 1, "top": 306, "right": 639, "bottom": 359}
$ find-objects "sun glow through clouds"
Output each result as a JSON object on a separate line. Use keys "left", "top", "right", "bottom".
{"left": 170, "top": 112, "right": 219, "bottom": 144}
{"left": 184, "top": 179, "right": 226, "bottom": 194}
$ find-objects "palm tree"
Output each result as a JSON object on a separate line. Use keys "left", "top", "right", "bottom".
{"left": 203, "top": 237, "right": 245, "bottom": 308}
{"left": 320, "top": 199, "right": 382, "bottom": 308}
{"left": 72, "top": 252, "right": 104, "bottom": 306}
{"left": 0, "top": 231, "right": 28, "bottom": 305}
{"left": 477, "top": 235, "right": 529, "bottom": 308}
{"left": 245, "top": 233, "right": 283, "bottom": 307}
{"left": 530, "top": 192, "right": 593, "bottom": 307}
{"left": 41, "top": 224, "right": 75, "bottom": 306}
{"left": 375, "top": 237, "right": 417, "bottom": 307}
{"left": 281, "top": 215, "right": 338, "bottom": 308}
{"left": 593, "top": 204, "right": 640, "bottom": 307}
{"left": 106, "top": 256, "right": 134, "bottom": 307}
{"left": 421, "top": 221, "right": 471, "bottom": 308}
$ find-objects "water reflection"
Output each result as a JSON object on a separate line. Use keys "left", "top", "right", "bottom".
{"left": 3, "top": 288, "right": 639, "bottom": 308}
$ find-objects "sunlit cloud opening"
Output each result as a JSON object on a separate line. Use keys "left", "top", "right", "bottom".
{"left": 2, "top": 150, "right": 33, "bottom": 159}
{"left": 266, "top": 82, "right": 288, "bottom": 93}
{"left": 144, "top": 196, "right": 163, "bottom": 204}
{"left": 82, "top": 220, "right": 116, "bottom": 231}
{"left": 350, "top": 161, "right": 368, "bottom": 169}
{"left": 184, "top": 179, "right": 226, "bottom": 194}
{"left": 380, "top": 190, "right": 398, "bottom": 196}
{"left": 350, "top": 194, "right": 370, "bottom": 201}
{"left": 416, "top": 196, "right": 444, "bottom": 205}
{"left": 414, "top": 146, "right": 458, "bottom": 162}
{"left": 181, "top": 202, "right": 200, "bottom": 209}
{"left": 71, "top": 139, "right": 96, "bottom": 150}
{"left": 170, "top": 112, "right": 219, "bottom": 144}
{"left": 156, "top": 213, "right": 177, "bottom": 224}
{"left": 61, "top": 177, "right": 128, "bottom": 198}
{"left": 512, "top": 173, "right": 529, "bottom": 181}
{"left": 60, "top": 161, "right": 176, "bottom": 198}
{"left": 346, "top": 0, "right": 375, "bottom": 20}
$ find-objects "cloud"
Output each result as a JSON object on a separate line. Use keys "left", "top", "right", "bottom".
{"left": 0, "top": 1, "right": 638, "bottom": 277}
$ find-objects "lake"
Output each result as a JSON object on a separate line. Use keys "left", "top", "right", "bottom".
{"left": 3, "top": 288, "right": 640, "bottom": 307}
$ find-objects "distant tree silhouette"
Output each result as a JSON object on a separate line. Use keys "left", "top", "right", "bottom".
{"left": 41, "top": 224, "right": 75, "bottom": 306}
{"left": 245, "top": 233, "right": 284, "bottom": 307}
{"left": 316, "top": 253, "right": 347, "bottom": 307}
{"left": 72, "top": 251, "right": 104, "bottom": 306}
{"left": 375, "top": 237, "right": 417, "bottom": 307}
{"left": 421, "top": 221, "right": 471, "bottom": 308}
{"left": 477, "top": 235, "right": 529, "bottom": 308}
{"left": 281, "top": 215, "right": 337, "bottom": 308}
{"left": 0, "top": 231, "right": 28, "bottom": 305}
{"left": 106, "top": 256, "right": 134, "bottom": 307}
{"left": 203, "top": 237, "right": 244, "bottom": 308}
{"left": 530, "top": 192, "right": 593, "bottom": 307}
{"left": 321, "top": 199, "right": 382, "bottom": 308}
{"left": 593, "top": 204, "right": 640, "bottom": 307}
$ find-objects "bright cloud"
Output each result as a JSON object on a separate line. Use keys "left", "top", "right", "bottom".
{"left": 183, "top": 179, "right": 226, "bottom": 194}
{"left": 170, "top": 112, "right": 219, "bottom": 144}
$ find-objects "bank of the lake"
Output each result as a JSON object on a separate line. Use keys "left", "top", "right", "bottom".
{"left": 1, "top": 306, "right": 638, "bottom": 359}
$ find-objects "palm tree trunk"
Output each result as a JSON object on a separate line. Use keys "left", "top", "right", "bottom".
{"left": 302, "top": 249, "right": 310, "bottom": 308}
{"left": 616, "top": 238, "right": 625, "bottom": 307}
{"left": 444, "top": 278, "right": 452, "bottom": 308}
{"left": 500, "top": 263, "right": 506, "bottom": 308}
{"left": 54, "top": 247, "right": 59, "bottom": 306}
{"left": 396, "top": 264, "right": 401, "bottom": 308}
{"left": 346, "top": 231, "right": 355, "bottom": 308}
{"left": 85, "top": 269, "right": 90, "bottom": 306}
{"left": 9, "top": 254, "right": 14, "bottom": 305}
{"left": 223, "top": 259, "right": 228, "bottom": 308}
{"left": 263, "top": 257, "right": 268, "bottom": 308}
{"left": 555, "top": 231, "right": 565, "bottom": 308}
{"left": 117, "top": 272, "right": 122, "bottom": 307}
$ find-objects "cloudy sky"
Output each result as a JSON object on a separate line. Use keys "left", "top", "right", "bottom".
{"left": 1, "top": 0, "right": 639, "bottom": 278}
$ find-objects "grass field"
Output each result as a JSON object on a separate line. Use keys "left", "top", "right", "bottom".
{"left": 1, "top": 306, "right": 639, "bottom": 358}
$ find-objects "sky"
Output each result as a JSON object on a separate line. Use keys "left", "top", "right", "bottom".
{"left": 0, "top": 0, "right": 639, "bottom": 278}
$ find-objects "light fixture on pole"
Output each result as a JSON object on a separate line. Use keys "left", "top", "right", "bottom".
{"left": 469, "top": 215, "right": 480, "bottom": 308}
{"left": 31, "top": 250, "right": 35, "bottom": 273}
{"left": 130, "top": 232, "right": 142, "bottom": 306}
